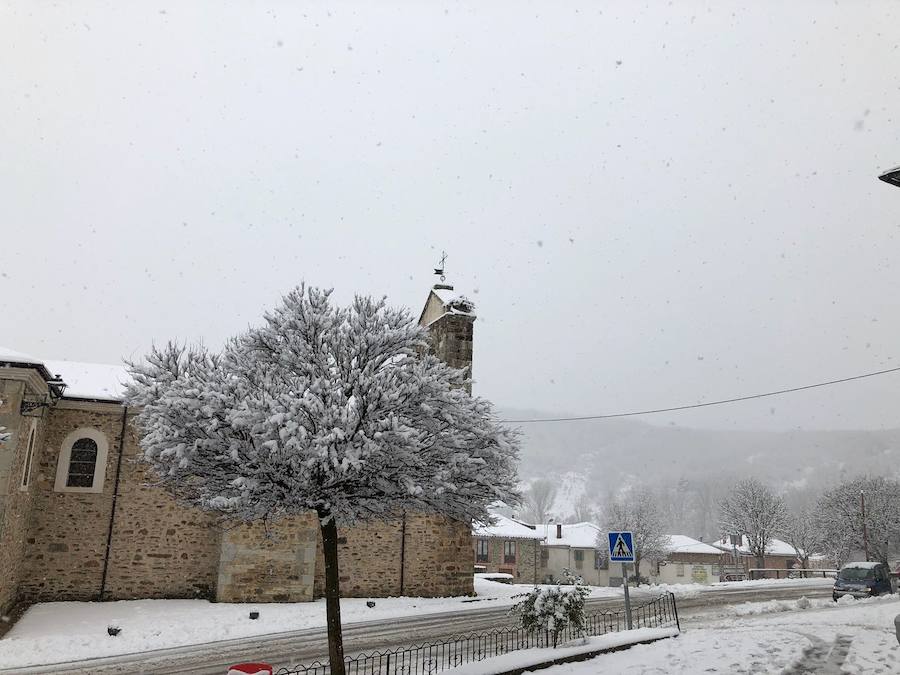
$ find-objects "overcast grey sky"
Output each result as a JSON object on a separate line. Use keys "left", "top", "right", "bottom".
{"left": 3, "top": 1, "right": 900, "bottom": 431}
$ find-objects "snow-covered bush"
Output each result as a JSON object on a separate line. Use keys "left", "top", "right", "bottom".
{"left": 509, "top": 571, "right": 590, "bottom": 647}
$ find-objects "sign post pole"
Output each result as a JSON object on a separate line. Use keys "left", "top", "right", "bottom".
{"left": 608, "top": 530, "right": 636, "bottom": 631}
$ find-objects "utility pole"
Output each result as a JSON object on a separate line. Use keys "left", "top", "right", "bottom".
{"left": 860, "top": 490, "right": 870, "bottom": 562}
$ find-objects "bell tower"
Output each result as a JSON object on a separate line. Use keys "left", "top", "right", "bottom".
{"left": 417, "top": 253, "right": 476, "bottom": 392}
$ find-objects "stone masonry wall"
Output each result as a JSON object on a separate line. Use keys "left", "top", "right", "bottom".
{"left": 0, "top": 380, "right": 44, "bottom": 616}
{"left": 429, "top": 315, "right": 474, "bottom": 392}
{"left": 20, "top": 407, "right": 220, "bottom": 603}
{"left": 313, "top": 517, "right": 404, "bottom": 598}
{"left": 402, "top": 514, "right": 473, "bottom": 597}
{"left": 217, "top": 514, "right": 318, "bottom": 603}
{"left": 312, "top": 514, "right": 473, "bottom": 598}
{"left": 102, "top": 415, "right": 220, "bottom": 600}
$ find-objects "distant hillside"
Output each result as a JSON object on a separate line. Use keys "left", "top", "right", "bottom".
{"left": 500, "top": 408, "right": 900, "bottom": 540}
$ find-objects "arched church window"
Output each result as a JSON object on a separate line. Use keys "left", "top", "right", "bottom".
{"left": 54, "top": 428, "right": 109, "bottom": 493}
{"left": 66, "top": 438, "right": 98, "bottom": 487}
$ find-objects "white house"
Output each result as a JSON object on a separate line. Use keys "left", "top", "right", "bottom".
{"left": 656, "top": 535, "right": 725, "bottom": 585}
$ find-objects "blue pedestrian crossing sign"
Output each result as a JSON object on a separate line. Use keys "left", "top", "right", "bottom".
{"left": 608, "top": 531, "right": 635, "bottom": 563}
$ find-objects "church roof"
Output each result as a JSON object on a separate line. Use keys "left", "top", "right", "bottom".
{"left": 0, "top": 347, "right": 127, "bottom": 402}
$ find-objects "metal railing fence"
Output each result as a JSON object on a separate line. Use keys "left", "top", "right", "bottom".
{"left": 276, "top": 591, "right": 679, "bottom": 675}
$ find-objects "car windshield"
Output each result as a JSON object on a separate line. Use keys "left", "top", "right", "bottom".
{"left": 839, "top": 567, "right": 875, "bottom": 581}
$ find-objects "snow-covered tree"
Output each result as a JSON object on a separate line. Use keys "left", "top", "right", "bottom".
{"left": 780, "top": 507, "right": 819, "bottom": 569}
{"left": 521, "top": 478, "right": 558, "bottom": 524}
{"left": 600, "top": 486, "right": 668, "bottom": 578}
{"left": 719, "top": 478, "right": 788, "bottom": 569}
{"left": 509, "top": 570, "right": 589, "bottom": 647}
{"left": 125, "top": 285, "right": 520, "bottom": 675}
{"left": 816, "top": 476, "right": 900, "bottom": 565}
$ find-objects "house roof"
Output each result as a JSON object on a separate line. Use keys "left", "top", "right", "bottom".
{"left": 666, "top": 535, "right": 723, "bottom": 556}
{"left": 710, "top": 536, "right": 799, "bottom": 557}
{"left": 0, "top": 347, "right": 127, "bottom": 402}
{"left": 537, "top": 522, "right": 602, "bottom": 549}
{"left": 473, "top": 514, "right": 544, "bottom": 540}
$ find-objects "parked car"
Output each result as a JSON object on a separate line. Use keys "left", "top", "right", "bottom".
{"left": 832, "top": 562, "right": 894, "bottom": 601}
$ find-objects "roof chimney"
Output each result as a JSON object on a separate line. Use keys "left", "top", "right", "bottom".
{"left": 556, "top": 523, "right": 562, "bottom": 539}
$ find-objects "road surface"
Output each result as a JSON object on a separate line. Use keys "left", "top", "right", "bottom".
{"left": 6, "top": 580, "right": 833, "bottom": 675}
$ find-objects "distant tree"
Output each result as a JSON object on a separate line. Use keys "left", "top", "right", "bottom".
{"left": 125, "top": 285, "right": 521, "bottom": 675}
{"left": 521, "top": 478, "right": 558, "bottom": 523}
{"left": 569, "top": 493, "right": 597, "bottom": 523}
{"left": 600, "top": 487, "right": 669, "bottom": 577}
{"left": 719, "top": 478, "right": 788, "bottom": 569}
{"left": 780, "top": 507, "right": 820, "bottom": 569}
{"left": 816, "top": 476, "right": 900, "bottom": 565}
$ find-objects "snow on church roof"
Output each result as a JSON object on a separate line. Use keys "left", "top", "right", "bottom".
{"left": 44, "top": 359, "right": 128, "bottom": 401}
{"left": 473, "top": 514, "right": 545, "bottom": 540}
{"left": 0, "top": 347, "right": 128, "bottom": 402}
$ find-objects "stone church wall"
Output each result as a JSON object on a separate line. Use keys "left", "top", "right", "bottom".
{"left": 0, "top": 380, "right": 44, "bottom": 617}
{"left": 20, "top": 406, "right": 220, "bottom": 603}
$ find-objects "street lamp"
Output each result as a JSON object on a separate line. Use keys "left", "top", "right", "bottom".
{"left": 878, "top": 166, "right": 900, "bottom": 187}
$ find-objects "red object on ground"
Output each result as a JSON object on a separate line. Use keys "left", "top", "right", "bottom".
{"left": 228, "top": 664, "right": 273, "bottom": 675}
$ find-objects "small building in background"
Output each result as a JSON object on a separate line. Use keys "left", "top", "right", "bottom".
{"left": 472, "top": 514, "right": 544, "bottom": 584}
{"left": 656, "top": 535, "right": 725, "bottom": 585}
{"left": 537, "top": 522, "right": 607, "bottom": 585}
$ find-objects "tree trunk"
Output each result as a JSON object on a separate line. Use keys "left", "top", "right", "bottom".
{"left": 320, "top": 513, "right": 346, "bottom": 675}
{"left": 755, "top": 553, "right": 765, "bottom": 571}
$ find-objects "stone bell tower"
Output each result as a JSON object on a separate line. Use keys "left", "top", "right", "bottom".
{"left": 418, "top": 259, "right": 476, "bottom": 392}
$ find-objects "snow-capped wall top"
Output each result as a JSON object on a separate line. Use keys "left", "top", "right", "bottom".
{"left": 0, "top": 347, "right": 127, "bottom": 402}
{"left": 473, "top": 513, "right": 544, "bottom": 540}
{"left": 666, "top": 535, "right": 723, "bottom": 556}
{"left": 537, "top": 522, "right": 601, "bottom": 549}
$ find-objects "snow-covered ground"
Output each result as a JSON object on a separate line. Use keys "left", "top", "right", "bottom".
{"left": 534, "top": 594, "right": 900, "bottom": 674}
{"left": 0, "top": 577, "right": 832, "bottom": 670}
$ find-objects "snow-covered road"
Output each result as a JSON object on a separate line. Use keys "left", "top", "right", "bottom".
{"left": 540, "top": 594, "right": 900, "bottom": 674}
{"left": 0, "top": 578, "right": 834, "bottom": 673}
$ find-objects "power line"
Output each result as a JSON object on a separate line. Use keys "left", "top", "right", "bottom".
{"left": 499, "top": 366, "right": 900, "bottom": 424}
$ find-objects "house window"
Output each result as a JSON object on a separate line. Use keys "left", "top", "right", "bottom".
{"left": 574, "top": 549, "right": 584, "bottom": 569}
{"left": 54, "top": 428, "right": 109, "bottom": 494}
{"left": 504, "top": 541, "right": 516, "bottom": 564}
{"left": 676, "top": 563, "right": 685, "bottom": 577}
{"left": 20, "top": 423, "right": 37, "bottom": 489}
{"left": 476, "top": 539, "right": 489, "bottom": 563}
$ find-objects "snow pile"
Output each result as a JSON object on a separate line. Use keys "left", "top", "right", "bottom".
{"left": 535, "top": 595, "right": 900, "bottom": 674}
{"left": 731, "top": 596, "right": 828, "bottom": 616}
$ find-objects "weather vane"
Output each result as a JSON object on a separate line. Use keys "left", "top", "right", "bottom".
{"left": 434, "top": 250, "right": 447, "bottom": 282}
